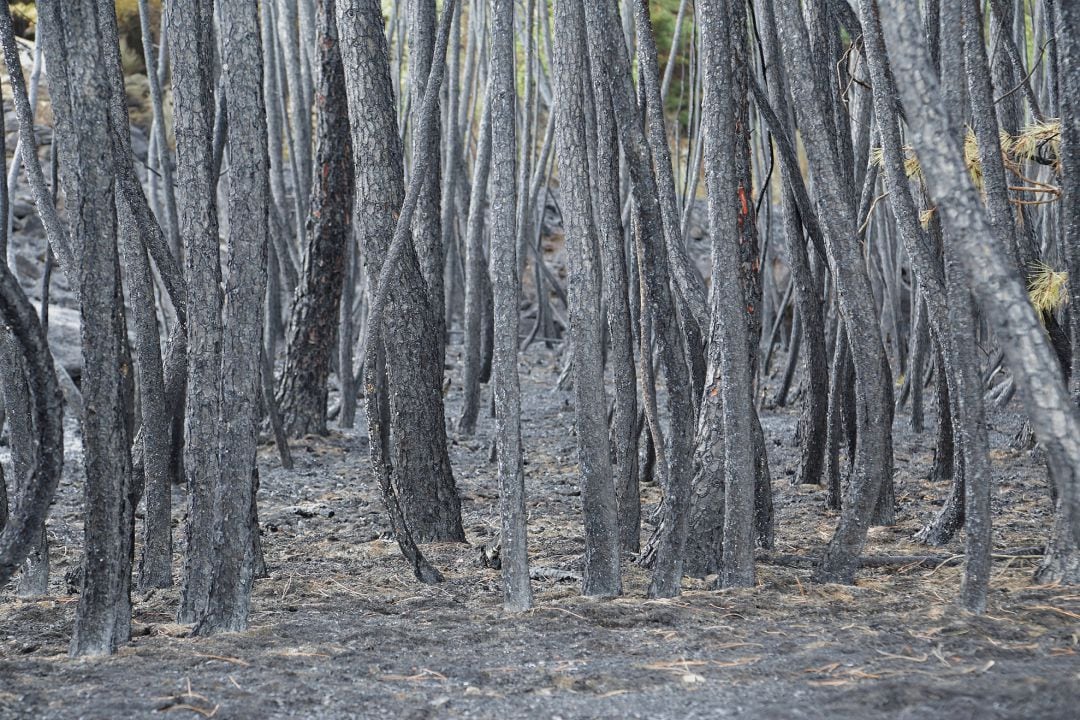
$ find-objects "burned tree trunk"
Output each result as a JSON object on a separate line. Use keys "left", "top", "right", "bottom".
{"left": 1039, "top": 0, "right": 1080, "bottom": 584}
{"left": 879, "top": 0, "right": 1080, "bottom": 566}
{"left": 774, "top": 0, "right": 895, "bottom": 584}
{"left": 39, "top": 0, "right": 135, "bottom": 656}
{"left": 278, "top": 0, "right": 355, "bottom": 438}
{"left": 698, "top": 0, "right": 758, "bottom": 588}
{"left": 489, "top": 0, "right": 532, "bottom": 610}
{"left": 195, "top": 0, "right": 270, "bottom": 635}
{"left": 337, "top": 0, "right": 464, "bottom": 545}
{"left": 554, "top": 0, "right": 621, "bottom": 598}
{"left": 169, "top": 0, "right": 223, "bottom": 625}
{"left": 0, "top": 242, "right": 63, "bottom": 591}
{"left": 584, "top": 22, "right": 638, "bottom": 555}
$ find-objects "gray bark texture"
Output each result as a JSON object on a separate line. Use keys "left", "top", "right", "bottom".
{"left": 584, "top": 17, "right": 639, "bottom": 555}
{"left": 337, "top": 0, "right": 461, "bottom": 577}
{"left": 859, "top": 0, "right": 991, "bottom": 609}
{"left": 39, "top": 0, "right": 135, "bottom": 657}
{"left": 170, "top": 0, "right": 223, "bottom": 625}
{"left": 336, "top": 0, "right": 463, "bottom": 544}
{"left": 277, "top": 0, "right": 312, "bottom": 231}
{"left": 278, "top": 0, "right": 355, "bottom": 439}
{"left": 632, "top": 0, "right": 708, "bottom": 337}
{"left": 195, "top": 0, "right": 270, "bottom": 635}
{"left": 87, "top": 0, "right": 177, "bottom": 594}
{"left": 489, "top": 0, "right": 532, "bottom": 611}
{"left": 408, "top": 0, "right": 447, "bottom": 343}
{"left": 554, "top": 0, "right": 621, "bottom": 598}
{"left": 878, "top": 0, "right": 1080, "bottom": 560}
{"left": 0, "top": 65, "right": 61, "bottom": 587}
{"left": 1039, "top": 0, "right": 1080, "bottom": 584}
{"left": 457, "top": 95, "right": 493, "bottom": 436}
{"left": 1, "top": 333, "right": 47, "bottom": 597}
{"left": 752, "top": 0, "right": 829, "bottom": 492}
{"left": 0, "top": 239, "right": 63, "bottom": 591}
{"left": 775, "top": 0, "right": 895, "bottom": 584}
{"left": 580, "top": 0, "right": 695, "bottom": 598}
{"left": 699, "top": 0, "right": 757, "bottom": 588}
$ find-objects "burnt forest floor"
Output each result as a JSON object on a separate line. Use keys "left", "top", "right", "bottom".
{"left": 1, "top": 343, "right": 1078, "bottom": 720}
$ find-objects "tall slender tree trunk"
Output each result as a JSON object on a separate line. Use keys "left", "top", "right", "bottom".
{"left": 489, "top": 0, "right": 532, "bottom": 611}
{"left": 553, "top": 0, "right": 621, "bottom": 598}
{"left": 754, "top": 0, "right": 829, "bottom": 491}
{"left": 699, "top": 0, "right": 757, "bottom": 588}
{"left": 196, "top": 0, "right": 270, "bottom": 635}
{"left": 169, "top": 0, "right": 223, "bottom": 625}
{"left": 39, "top": 0, "right": 135, "bottom": 657}
{"left": 581, "top": 0, "right": 695, "bottom": 598}
{"left": 409, "top": 0, "right": 447, "bottom": 340}
{"left": 457, "top": 96, "right": 493, "bottom": 436}
{"left": 585, "top": 14, "right": 638, "bottom": 555}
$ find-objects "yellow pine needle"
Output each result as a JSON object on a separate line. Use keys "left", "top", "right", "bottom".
{"left": 1027, "top": 261, "right": 1069, "bottom": 316}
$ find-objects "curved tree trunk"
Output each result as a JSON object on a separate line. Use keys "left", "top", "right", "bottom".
{"left": 879, "top": 0, "right": 1080, "bottom": 565}
{"left": 337, "top": 0, "right": 464, "bottom": 546}
{"left": 775, "top": 0, "right": 895, "bottom": 584}
{"left": 0, "top": 235, "right": 63, "bottom": 592}
{"left": 1039, "top": 0, "right": 1080, "bottom": 584}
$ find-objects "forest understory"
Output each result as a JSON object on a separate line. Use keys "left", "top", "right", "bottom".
{"left": 1, "top": 345, "right": 1076, "bottom": 719}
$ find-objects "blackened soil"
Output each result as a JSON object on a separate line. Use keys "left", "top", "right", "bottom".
{"left": 1, "top": 346, "right": 1077, "bottom": 719}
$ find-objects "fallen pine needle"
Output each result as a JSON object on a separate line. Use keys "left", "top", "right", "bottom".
{"left": 161, "top": 704, "right": 219, "bottom": 718}
{"left": 194, "top": 653, "right": 250, "bottom": 667}
{"left": 1027, "top": 605, "right": 1080, "bottom": 621}
{"left": 874, "top": 649, "right": 929, "bottom": 663}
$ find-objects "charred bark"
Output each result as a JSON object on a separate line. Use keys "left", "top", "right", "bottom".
{"left": 278, "top": 0, "right": 355, "bottom": 439}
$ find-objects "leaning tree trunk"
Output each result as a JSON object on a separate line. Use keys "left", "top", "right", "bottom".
{"left": 582, "top": 0, "right": 695, "bottom": 599}
{"left": 1, "top": 336, "right": 47, "bottom": 597}
{"left": 774, "top": 0, "right": 895, "bottom": 584}
{"left": 337, "top": 0, "right": 464, "bottom": 546}
{"left": 0, "top": 5, "right": 64, "bottom": 596}
{"left": 0, "top": 234, "right": 63, "bottom": 591}
{"left": 754, "top": 0, "right": 829, "bottom": 490}
{"left": 85, "top": 0, "right": 179, "bottom": 594}
{"left": 860, "top": 0, "right": 991, "bottom": 610}
{"left": 277, "top": 0, "right": 355, "bottom": 439}
{"left": 1039, "top": 0, "right": 1080, "bottom": 584}
{"left": 879, "top": 0, "right": 1080, "bottom": 561}
{"left": 408, "top": 0, "right": 447, "bottom": 345}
